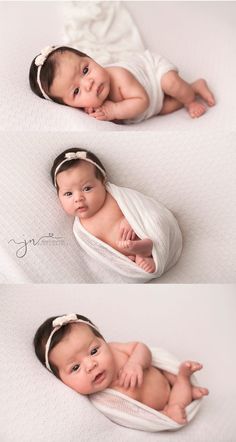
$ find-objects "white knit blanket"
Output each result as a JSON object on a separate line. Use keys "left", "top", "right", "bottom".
{"left": 90, "top": 347, "right": 202, "bottom": 432}
{"left": 73, "top": 182, "right": 182, "bottom": 283}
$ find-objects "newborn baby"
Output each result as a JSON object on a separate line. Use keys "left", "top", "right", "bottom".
{"left": 52, "top": 148, "right": 156, "bottom": 273}
{"left": 34, "top": 314, "right": 209, "bottom": 425}
{"left": 29, "top": 46, "right": 215, "bottom": 123}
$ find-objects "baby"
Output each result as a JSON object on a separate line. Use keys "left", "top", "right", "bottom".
{"left": 51, "top": 147, "right": 156, "bottom": 273}
{"left": 34, "top": 313, "right": 209, "bottom": 425}
{"left": 29, "top": 45, "right": 215, "bottom": 123}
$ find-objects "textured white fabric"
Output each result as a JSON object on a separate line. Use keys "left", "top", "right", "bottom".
{"left": 90, "top": 347, "right": 201, "bottom": 432}
{"left": 73, "top": 182, "right": 182, "bottom": 282}
{"left": 108, "top": 50, "right": 177, "bottom": 123}
{"left": 63, "top": 0, "right": 145, "bottom": 65}
{"left": 0, "top": 130, "right": 235, "bottom": 283}
{"left": 1, "top": 2, "right": 236, "bottom": 131}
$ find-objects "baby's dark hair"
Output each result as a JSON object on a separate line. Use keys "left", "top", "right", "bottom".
{"left": 29, "top": 46, "right": 89, "bottom": 104}
{"left": 33, "top": 314, "right": 104, "bottom": 378}
{"left": 51, "top": 147, "right": 106, "bottom": 191}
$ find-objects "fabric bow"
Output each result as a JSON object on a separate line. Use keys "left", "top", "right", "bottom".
{"left": 52, "top": 313, "right": 78, "bottom": 328}
{"left": 65, "top": 151, "right": 87, "bottom": 160}
{"left": 35, "top": 46, "right": 56, "bottom": 67}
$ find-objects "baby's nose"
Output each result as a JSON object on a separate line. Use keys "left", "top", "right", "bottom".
{"left": 83, "top": 77, "right": 94, "bottom": 92}
{"left": 74, "top": 191, "right": 84, "bottom": 201}
{"left": 85, "top": 358, "right": 97, "bottom": 372}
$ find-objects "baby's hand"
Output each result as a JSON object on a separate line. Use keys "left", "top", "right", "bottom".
{"left": 119, "top": 218, "right": 136, "bottom": 241}
{"left": 88, "top": 100, "right": 117, "bottom": 121}
{"left": 118, "top": 362, "right": 144, "bottom": 389}
{"left": 84, "top": 107, "right": 95, "bottom": 115}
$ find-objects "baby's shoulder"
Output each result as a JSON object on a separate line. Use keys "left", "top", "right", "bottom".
{"left": 106, "top": 66, "right": 135, "bottom": 83}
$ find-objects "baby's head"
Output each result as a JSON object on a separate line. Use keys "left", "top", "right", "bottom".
{"left": 51, "top": 148, "right": 107, "bottom": 219}
{"left": 29, "top": 46, "right": 110, "bottom": 109}
{"left": 34, "top": 313, "right": 116, "bottom": 395}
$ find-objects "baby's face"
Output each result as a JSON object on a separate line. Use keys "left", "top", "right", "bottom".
{"left": 49, "top": 323, "right": 116, "bottom": 395}
{"left": 49, "top": 52, "right": 110, "bottom": 109}
{"left": 57, "top": 161, "right": 107, "bottom": 219}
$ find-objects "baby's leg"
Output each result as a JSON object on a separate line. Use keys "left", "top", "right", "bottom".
{"left": 159, "top": 96, "right": 183, "bottom": 115}
{"left": 162, "top": 370, "right": 209, "bottom": 400}
{"left": 161, "top": 361, "right": 204, "bottom": 424}
{"left": 116, "top": 238, "right": 153, "bottom": 258}
{"left": 191, "top": 79, "right": 215, "bottom": 107}
{"left": 161, "top": 71, "right": 213, "bottom": 118}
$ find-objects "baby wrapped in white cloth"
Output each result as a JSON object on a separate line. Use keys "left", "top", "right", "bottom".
{"left": 73, "top": 182, "right": 182, "bottom": 283}
{"left": 90, "top": 347, "right": 202, "bottom": 432}
{"left": 34, "top": 314, "right": 208, "bottom": 433}
{"left": 52, "top": 148, "right": 182, "bottom": 282}
{"left": 107, "top": 50, "right": 177, "bottom": 124}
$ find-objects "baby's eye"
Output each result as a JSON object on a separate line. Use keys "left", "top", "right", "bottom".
{"left": 74, "top": 87, "right": 80, "bottom": 96}
{"left": 83, "top": 186, "right": 92, "bottom": 192}
{"left": 64, "top": 191, "right": 72, "bottom": 197}
{"left": 71, "top": 364, "right": 80, "bottom": 372}
{"left": 83, "top": 66, "right": 89, "bottom": 75}
{"left": 91, "top": 347, "right": 98, "bottom": 356}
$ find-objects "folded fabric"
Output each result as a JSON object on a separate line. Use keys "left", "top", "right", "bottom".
{"left": 90, "top": 347, "right": 202, "bottom": 432}
{"left": 63, "top": 1, "right": 145, "bottom": 65}
{"left": 108, "top": 50, "right": 178, "bottom": 124}
{"left": 73, "top": 182, "right": 182, "bottom": 283}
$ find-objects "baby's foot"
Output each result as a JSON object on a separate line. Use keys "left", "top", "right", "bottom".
{"left": 135, "top": 256, "right": 156, "bottom": 273}
{"left": 192, "top": 386, "right": 209, "bottom": 399}
{"left": 116, "top": 238, "right": 153, "bottom": 257}
{"left": 179, "top": 361, "right": 203, "bottom": 378}
{"left": 187, "top": 101, "right": 206, "bottom": 118}
{"left": 192, "top": 79, "right": 215, "bottom": 107}
{"left": 163, "top": 404, "right": 187, "bottom": 425}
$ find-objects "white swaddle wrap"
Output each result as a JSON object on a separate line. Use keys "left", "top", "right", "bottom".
{"left": 90, "top": 347, "right": 202, "bottom": 432}
{"left": 108, "top": 50, "right": 178, "bottom": 124}
{"left": 73, "top": 182, "right": 182, "bottom": 283}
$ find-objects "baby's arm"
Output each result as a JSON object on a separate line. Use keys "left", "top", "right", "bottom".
{"left": 111, "top": 342, "right": 152, "bottom": 389}
{"left": 89, "top": 68, "right": 149, "bottom": 121}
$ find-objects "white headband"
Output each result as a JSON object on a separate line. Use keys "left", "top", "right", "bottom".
{"left": 35, "top": 45, "right": 61, "bottom": 100}
{"left": 54, "top": 151, "right": 107, "bottom": 187}
{"left": 45, "top": 313, "right": 100, "bottom": 372}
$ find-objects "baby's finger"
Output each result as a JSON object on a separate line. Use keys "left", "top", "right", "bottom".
{"left": 124, "top": 229, "right": 131, "bottom": 241}
{"left": 120, "top": 227, "right": 126, "bottom": 241}
{"left": 137, "top": 370, "right": 143, "bottom": 387}
{"left": 94, "top": 115, "right": 108, "bottom": 121}
{"left": 124, "top": 374, "right": 132, "bottom": 390}
{"left": 131, "top": 230, "right": 136, "bottom": 240}
{"left": 130, "top": 374, "right": 137, "bottom": 389}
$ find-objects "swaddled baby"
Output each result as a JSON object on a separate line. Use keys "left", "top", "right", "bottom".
{"left": 51, "top": 148, "right": 182, "bottom": 276}
{"left": 29, "top": 46, "right": 215, "bottom": 124}
{"left": 34, "top": 314, "right": 209, "bottom": 426}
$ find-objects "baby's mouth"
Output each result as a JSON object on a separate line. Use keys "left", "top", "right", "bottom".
{"left": 97, "top": 83, "right": 104, "bottom": 96}
{"left": 76, "top": 206, "right": 87, "bottom": 213}
{"left": 93, "top": 371, "right": 105, "bottom": 384}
